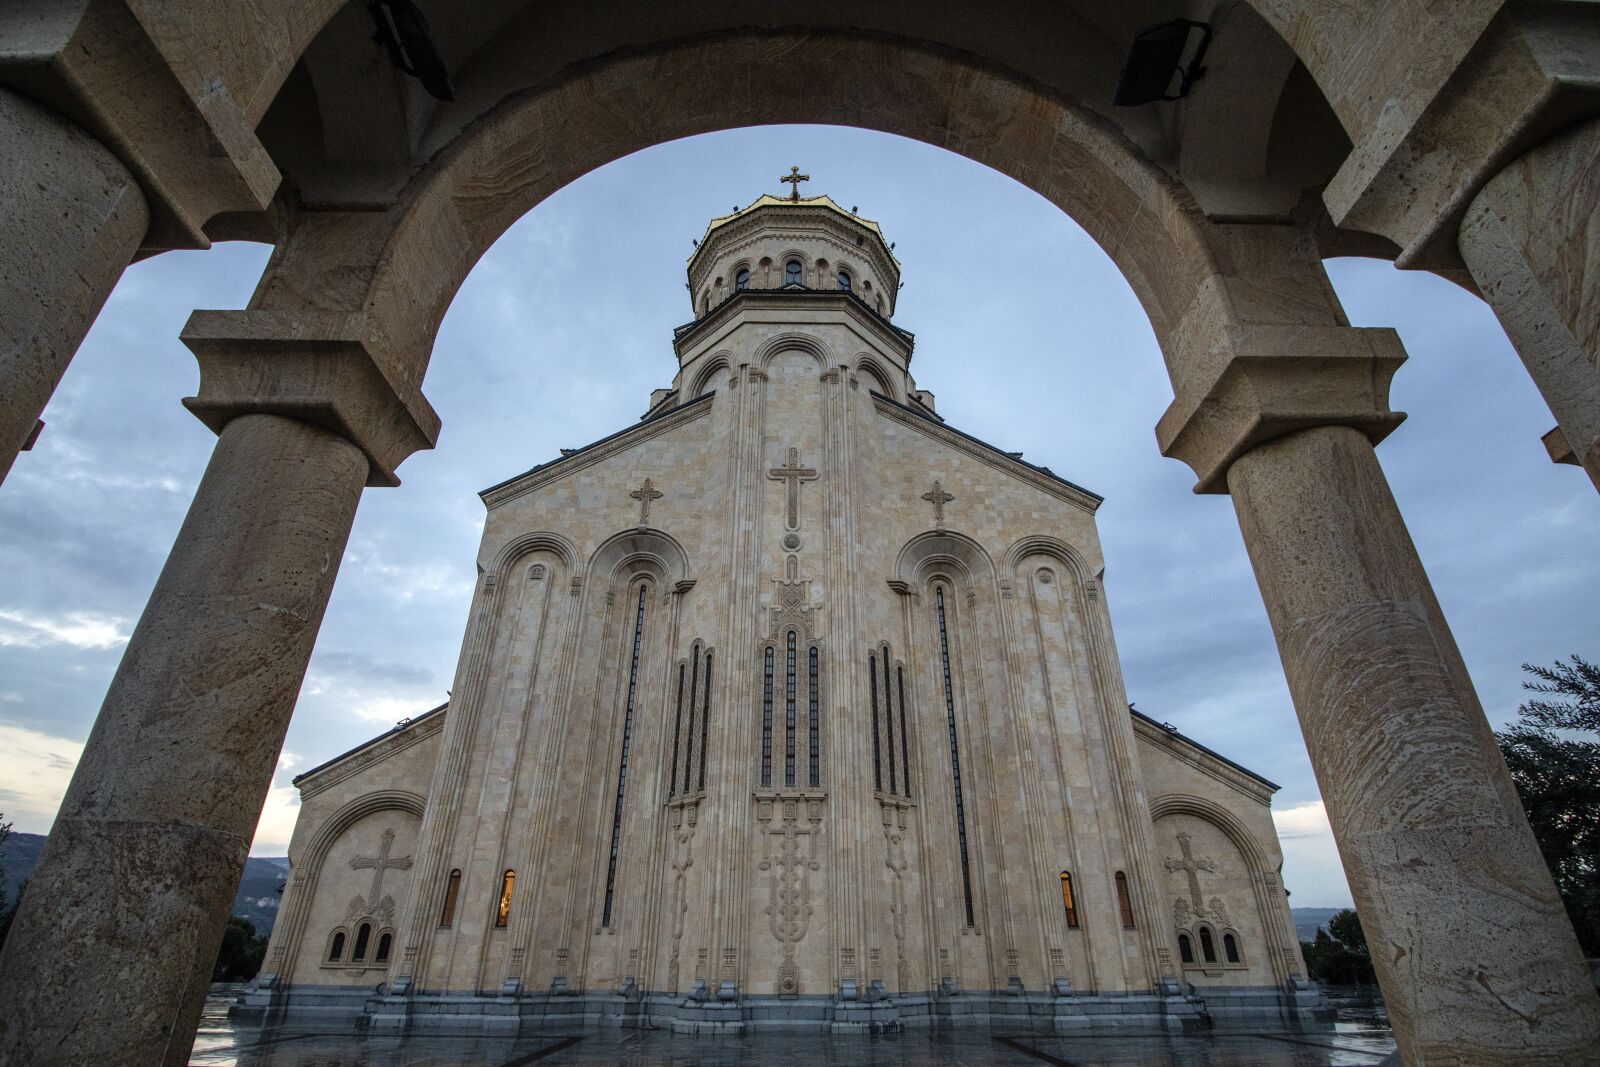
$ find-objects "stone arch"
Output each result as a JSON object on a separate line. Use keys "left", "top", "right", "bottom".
{"left": 754, "top": 332, "right": 831, "bottom": 372}
{"left": 688, "top": 352, "right": 734, "bottom": 397}
{"left": 1002, "top": 534, "right": 1098, "bottom": 588}
{"left": 587, "top": 527, "right": 691, "bottom": 589}
{"left": 487, "top": 531, "right": 580, "bottom": 582}
{"left": 894, "top": 529, "right": 996, "bottom": 599}
{"left": 853, "top": 355, "right": 897, "bottom": 399}
{"left": 273, "top": 789, "right": 426, "bottom": 983}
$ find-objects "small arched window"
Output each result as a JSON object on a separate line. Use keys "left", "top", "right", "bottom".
{"left": 1059, "top": 871, "right": 1079, "bottom": 929}
{"left": 352, "top": 922, "right": 372, "bottom": 961}
{"left": 495, "top": 869, "right": 516, "bottom": 928}
{"left": 1199, "top": 925, "right": 1217, "bottom": 963}
{"left": 735, "top": 267, "right": 750, "bottom": 291}
{"left": 328, "top": 930, "right": 346, "bottom": 962}
{"left": 375, "top": 932, "right": 392, "bottom": 963}
{"left": 785, "top": 260, "right": 803, "bottom": 287}
{"left": 439, "top": 868, "right": 461, "bottom": 927}
{"left": 837, "top": 269, "right": 851, "bottom": 291}
{"left": 1177, "top": 932, "right": 1194, "bottom": 964}
{"left": 1115, "top": 871, "right": 1136, "bottom": 929}
{"left": 1223, "top": 932, "right": 1240, "bottom": 964}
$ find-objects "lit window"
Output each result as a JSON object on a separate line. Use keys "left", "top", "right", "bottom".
{"left": 1060, "top": 872, "right": 1079, "bottom": 928}
{"left": 736, "top": 268, "right": 750, "bottom": 290}
{"left": 495, "top": 869, "right": 515, "bottom": 928}
{"left": 439, "top": 869, "right": 461, "bottom": 927}
{"left": 785, "top": 260, "right": 803, "bottom": 286}
{"left": 837, "top": 269, "right": 851, "bottom": 291}
{"left": 1178, "top": 933, "right": 1194, "bottom": 964}
{"left": 1115, "top": 872, "right": 1136, "bottom": 929}
{"left": 328, "top": 931, "right": 346, "bottom": 962}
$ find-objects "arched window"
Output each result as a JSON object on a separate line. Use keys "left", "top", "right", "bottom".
{"left": 837, "top": 269, "right": 852, "bottom": 291}
{"left": 1115, "top": 871, "right": 1136, "bottom": 929}
{"left": 375, "top": 932, "right": 392, "bottom": 963}
{"left": 439, "top": 868, "right": 461, "bottom": 927}
{"left": 784, "top": 631, "right": 798, "bottom": 787}
{"left": 896, "top": 665, "right": 911, "bottom": 799}
{"left": 328, "top": 930, "right": 346, "bottom": 962}
{"left": 1177, "top": 932, "right": 1194, "bottom": 964}
{"left": 1059, "top": 871, "right": 1079, "bottom": 928}
{"left": 601, "top": 584, "right": 649, "bottom": 927}
{"left": 669, "top": 662, "right": 686, "bottom": 797}
{"left": 352, "top": 922, "right": 372, "bottom": 961}
{"left": 1223, "top": 932, "right": 1240, "bottom": 964}
{"left": 495, "top": 869, "right": 516, "bottom": 928}
{"left": 934, "top": 586, "right": 976, "bottom": 928}
{"left": 785, "top": 259, "right": 803, "bottom": 287}
{"left": 761, "top": 646, "right": 775, "bottom": 786}
{"left": 1199, "top": 925, "right": 1217, "bottom": 963}
{"left": 697, "top": 649, "right": 713, "bottom": 792}
{"left": 881, "top": 647, "right": 896, "bottom": 795}
{"left": 868, "top": 651, "right": 883, "bottom": 792}
{"left": 806, "top": 646, "right": 819, "bottom": 787}
{"left": 735, "top": 267, "right": 750, "bottom": 290}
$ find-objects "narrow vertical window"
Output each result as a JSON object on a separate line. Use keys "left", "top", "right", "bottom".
{"left": 375, "top": 932, "right": 392, "bottom": 963}
{"left": 1115, "top": 871, "right": 1136, "bottom": 929}
{"left": 1224, "top": 933, "right": 1240, "bottom": 964}
{"left": 601, "top": 585, "right": 648, "bottom": 928}
{"left": 868, "top": 652, "right": 883, "bottom": 792}
{"left": 785, "top": 260, "right": 803, "bottom": 286}
{"left": 496, "top": 869, "right": 515, "bottom": 928}
{"left": 761, "top": 646, "right": 775, "bottom": 786}
{"left": 697, "top": 650, "right": 712, "bottom": 791}
{"left": 681, "top": 651, "right": 701, "bottom": 796}
{"left": 1199, "top": 925, "right": 1217, "bottom": 963}
{"left": 328, "top": 931, "right": 346, "bottom": 962}
{"left": 439, "top": 869, "right": 461, "bottom": 927}
{"left": 784, "top": 631, "right": 798, "bottom": 787}
{"left": 735, "top": 267, "right": 750, "bottom": 291}
{"left": 936, "top": 587, "right": 976, "bottom": 928}
{"left": 353, "top": 922, "right": 372, "bottom": 961}
{"left": 897, "top": 665, "right": 911, "bottom": 799}
{"left": 882, "top": 647, "right": 897, "bottom": 795}
{"left": 1178, "top": 933, "right": 1194, "bottom": 964}
{"left": 668, "top": 663, "right": 686, "bottom": 798}
{"left": 1060, "top": 871, "right": 1079, "bottom": 928}
{"left": 807, "top": 646, "right": 820, "bottom": 787}
{"left": 837, "top": 269, "right": 851, "bottom": 291}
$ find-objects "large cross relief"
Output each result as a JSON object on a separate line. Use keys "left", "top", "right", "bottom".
{"left": 346, "top": 827, "right": 413, "bottom": 925}
{"left": 1166, "top": 831, "right": 1233, "bottom": 929}
{"left": 767, "top": 447, "right": 818, "bottom": 533}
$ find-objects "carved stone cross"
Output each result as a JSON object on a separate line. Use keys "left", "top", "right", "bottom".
{"left": 630, "top": 477, "right": 664, "bottom": 528}
{"left": 921, "top": 480, "right": 954, "bottom": 528}
{"left": 350, "top": 828, "right": 412, "bottom": 904}
{"left": 768, "top": 448, "right": 818, "bottom": 530}
{"left": 780, "top": 165, "right": 810, "bottom": 201}
{"left": 1164, "top": 831, "right": 1217, "bottom": 910}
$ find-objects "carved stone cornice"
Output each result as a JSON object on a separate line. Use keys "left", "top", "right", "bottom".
{"left": 298, "top": 710, "right": 448, "bottom": 800}
{"left": 1131, "top": 714, "right": 1276, "bottom": 805}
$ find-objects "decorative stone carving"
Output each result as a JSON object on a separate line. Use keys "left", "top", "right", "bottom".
{"left": 767, "top": 447, "right": 818, "bottom": 530}
{"left": 757, "top": 796, "right": 825, "bottom": 995}
{"left": 346, "top": 828, "right": 412, "bottom": 925}
{"left": 920, "top": 479, "right": 954, "bottom": 528}
{"left": 629, "top": 477, "right": 664, "bottom": 528}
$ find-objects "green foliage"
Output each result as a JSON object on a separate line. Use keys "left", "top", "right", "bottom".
{"left": 1300, "top": 908, "right": 1375, "bottom": 985}
{"left": 1495, "top": 656, "right": 1600, "bottom": 955}
{"left": 214, "top": 915, "right": 268, "bottom": 982}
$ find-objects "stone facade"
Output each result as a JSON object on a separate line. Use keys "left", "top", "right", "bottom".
{"left": 246, "top": 198, "right": 1319, "bottom": 1033}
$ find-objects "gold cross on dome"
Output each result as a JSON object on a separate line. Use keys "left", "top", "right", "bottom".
{"left": 921, "top": 479, "right": 954, "bottom": 528}
{"left": 781, "top": 165, "right": 810, "bottom": 201}
{"left": 630, "top": 477, "right": 664, "bottom": 528}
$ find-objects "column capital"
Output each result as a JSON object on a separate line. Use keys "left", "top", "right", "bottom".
{"left": 1156, "top": 326, "right": 1406, "bottom": 494}
{"left": 181, "top": 310, "right": 440, "bottom": 487}
{"left": 0, "top": 0, "right": 279, "bottom": 250}
{"left": 1323, "top": 3, "right": 1600, "bottom": 270}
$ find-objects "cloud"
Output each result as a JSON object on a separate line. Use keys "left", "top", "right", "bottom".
{"left": 250, "top": 752, "right": 303, "bottom": 856}
{"left": 0, "top": 609, "right": 130, "bottom": 650}
{"left": 0, "top": 724, "right": 84, "bottom": 832}
{"left": 1273, "top": 800, "right": 1353, "bottom": 908}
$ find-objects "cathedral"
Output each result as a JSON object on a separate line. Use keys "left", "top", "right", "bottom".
{"left": 242, "top": 184, "right": 1324, "bottom": 1033}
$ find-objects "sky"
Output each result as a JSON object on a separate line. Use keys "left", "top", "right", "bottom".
{"left": 2, "top": 125, "right": 1596, "bottom": 911}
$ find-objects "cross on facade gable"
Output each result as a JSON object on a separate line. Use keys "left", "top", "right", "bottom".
{"left": 630, "top": 477, "right": 664, "bottom": 528}
{"left": 1164, "top": 831, "right": 1217, "bottom": 909}
{"left": 350, "top": 828, "right": 413, "bottom": 904}
{"left": 768, "top": 448, "right": 818, "bottom": 530}
{"left": 921, "top": 480, "right": 955, "bottom": 528}
{"left": 780, "top": 165, "right": 810, "bottom": 201}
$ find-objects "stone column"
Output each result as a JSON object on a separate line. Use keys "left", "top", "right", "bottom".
{"left": 1228, "top": 425, "right": 1600, "bottom": 1065}
{"left": 0, "top": 87, "right": 148, "bottom": 484}
{"left": 1459, "top": 117, "right": 1600, "bottom": 492}
{"left": 0, "top": 413, "right": 368, "bottom": 1067}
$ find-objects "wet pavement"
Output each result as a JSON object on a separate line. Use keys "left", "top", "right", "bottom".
{"left": 191, "top": 986, "right": 1397, "bottom": 1066}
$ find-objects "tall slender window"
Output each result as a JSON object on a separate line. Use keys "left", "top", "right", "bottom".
{"left": 697, "top": 651, "right": 713, "bottom": 791}
{"left": 439, "top": 869, "right": 462, "bottom": 927}
{"left": 353, "top": 922, "right": 372, "bottom": 961}
{"left": 1224, "top": 932, "right": 1240, "bottom": 964}
{"left": 837, "top": 269, "right": 852, "bottom": 291}
{"left": 807, "top": 647, "right": 820, "bottom": 787}
{"left": 868, "top": 652, "right": 883, "bottom": 792}
{"left": 935, "top": 587, "right": 976, "bottom": 928}
{"left": 328, "top": 931, "right": 346, "bottom": 962}
{"left": 668, "top": 663, "right": 686, "bottom": 798}
{"left": 495, "top": 869, "right": 515, "bottom": 928}
{"left": 785, "top": 259, "right": 803, "bottom": 286}
{"left": 1115, "top": 871, "right": 1136, "bottom": 929}
{"left": 784, "top": 631, "right": 798, "bottom": 786}
{"left": 1060, "top": 871, "right": 1079, "bottom": 928}
{"left": 897, "top": 666, "right": 911, "bottom": 799}
{"left": 1178, "top": 933, "right": 1194, "bottom": 964}
{"left": 375, "top": 932, "right": 392, "bottom": 963}
{"left": 735, "top": 267, "right": 750, "bottom": 290}
{"left": 601, "top": 585, "right": 648, "bottom": 928}
{"left": 761, "top": 646, "right": 775, "bottom": 786}
{"left": 881, "top": 647, "right": 897, "bottom": 795}
{"left": 1199, "top": 925, "right": 1217, "bottom": 963}
{"left": 681, "top": 652, "right": 701, "bottom": 796}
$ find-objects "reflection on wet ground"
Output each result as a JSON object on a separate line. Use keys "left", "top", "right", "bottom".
{"left": 191, "top": 985, "right": 1397, "bottom": 1066}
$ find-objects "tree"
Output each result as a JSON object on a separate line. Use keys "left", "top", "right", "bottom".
{"left": 1495, "top": 656, "right": 1600, "bottom": 955}
{"left": 1300, "top": 908, "right": 1376, "bottom": 985}
{"left": 213, "top": 916, "right": 268, "bottom": 982}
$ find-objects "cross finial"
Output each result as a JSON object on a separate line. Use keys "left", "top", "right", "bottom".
{"left": 630, "top": 477, "right": 664, "bottom": 528}
{"left": 781, "top": 165, "right": 810, "bottom": 201}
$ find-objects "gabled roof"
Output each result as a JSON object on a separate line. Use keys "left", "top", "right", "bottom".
{"left": 1130, "top": 707, "right": 1280, "bottom": 791}
{"left": 293, "top": 702, "right": 447, "bottom": 786}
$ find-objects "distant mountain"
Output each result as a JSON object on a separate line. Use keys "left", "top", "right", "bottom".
{"left": 1291, "top": 907, "right": 1345, "bottom": 942}
{"left": 2, "top": 831, "right": 290, "bottom": 935}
